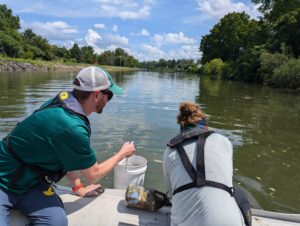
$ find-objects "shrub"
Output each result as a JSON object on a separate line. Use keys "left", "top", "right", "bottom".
{"left": 0, "top": 31, "right": 23, "bottom": 57}
{"left": 271, "top": 59, "right": 300, "bottom": 89}
{"left": 259, "top": 52, "right": 289, "bottom": 83}
{"left": 202, "top": 58, "right": 226, "bottom": 78}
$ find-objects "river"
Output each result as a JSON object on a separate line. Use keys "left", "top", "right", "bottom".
{"left": 0, "top": 70, "right": 299, "bottom": 213}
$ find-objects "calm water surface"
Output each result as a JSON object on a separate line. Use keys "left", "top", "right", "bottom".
{"left": 0, "top": 70, "right": 299, "bottom": 213}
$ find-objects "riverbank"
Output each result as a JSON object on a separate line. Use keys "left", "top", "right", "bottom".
{"left": 0, "top": 57, "right": 139, "bottom": 72}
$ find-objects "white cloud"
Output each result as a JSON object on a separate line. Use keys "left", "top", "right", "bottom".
{"left": 94, "top": 23, "right": 106, "bottom": 29}
{"left": 24, "top": 21, "right": 77, "bottom": 40}
{"left": 140, "top": 28, "right": 150, "bottom": 36}
{"left": 154, "top": 32, "right": 196, "bottom": 46}
{"left": 154, "top": 34, "right": 163, "bottom": 43}
{"left": 140, "top": 44, "right": 165, "bottom": 61}
{"left": 112, "top": 25, "right": 118, "bottom": 32}
{"left": 85, "top": 29, "right": 102, "bottom": 53}
{"left": 7, "top": 0, "right": 155, "bottom": 19}
{"left": 118, "top": 6, "right": 151, "bottom": 19}
{"left": 106, "top": 34, "right": 129, "bottom": 45}
{"left": 196, "top": 0, "right": 260, "bottom": 19}
{"left": 167, "top": 45, "right": 201, "bottom": 60}
{"left": 81, "top": 28, "right": 129, "bottom": 54}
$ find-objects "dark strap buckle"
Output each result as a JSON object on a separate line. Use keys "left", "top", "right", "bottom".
{"left": 230, "top": 187, "right": 235, "bottom": 196}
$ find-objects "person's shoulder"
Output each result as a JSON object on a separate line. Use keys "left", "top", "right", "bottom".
{"left": 207, "top": 132, "right": 232, "bottom": 146}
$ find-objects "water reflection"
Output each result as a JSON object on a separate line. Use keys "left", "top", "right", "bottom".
{"left": 0, "top": 71, "right": 299, "bottom": 213}
{"left": 197, "top": 76, "right": 300, "bottom": 212}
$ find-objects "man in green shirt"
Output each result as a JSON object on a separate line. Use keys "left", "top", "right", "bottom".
{"left": 0, "top": 66, "right": 135, "bottom": 226}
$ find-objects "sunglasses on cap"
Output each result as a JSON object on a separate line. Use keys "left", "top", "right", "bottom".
{"left": 101, "top": 89, "right": 113, "bottom": 101}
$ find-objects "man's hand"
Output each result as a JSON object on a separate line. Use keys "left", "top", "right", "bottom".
{"left": 118, "top": 142, "right": 136, "bottom": 159}
{"left": 76, "top": 184, "right": 104, "bottom": 197}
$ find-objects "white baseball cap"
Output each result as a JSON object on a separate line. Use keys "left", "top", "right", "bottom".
{"left": 73, "top": 66, "right": 123, "bottom": 94}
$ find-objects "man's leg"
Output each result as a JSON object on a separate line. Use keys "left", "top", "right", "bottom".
{"left": 17, "top": 184, "right": 68, "bottom": 226}
{"left": 0, "top": 187, "right": 18, "bottom": 226}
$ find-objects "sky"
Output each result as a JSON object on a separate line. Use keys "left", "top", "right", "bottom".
{"left": 2, "top": 0, "right": 260, "bottom": 61}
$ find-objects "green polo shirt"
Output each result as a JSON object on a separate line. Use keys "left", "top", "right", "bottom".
{"left": 0, "top": 105, "right": 96, "bottom": 194}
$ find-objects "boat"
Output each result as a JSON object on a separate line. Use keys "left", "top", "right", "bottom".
{"left": 9, "top": 185, "right": 300, "bottom": 226}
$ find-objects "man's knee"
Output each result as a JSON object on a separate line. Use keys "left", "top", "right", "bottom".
{"left": 48, "top": 211, "right": 68, "bottom": 226}
{"left": 29, "top": 207, "right": 68, "bottom": 226}
{"left": 45, "top": 208, "right": 68, "bottom": 226}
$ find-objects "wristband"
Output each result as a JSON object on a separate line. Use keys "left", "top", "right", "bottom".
{"left": 72, "top": 183, "right": 84, "bottom": 192}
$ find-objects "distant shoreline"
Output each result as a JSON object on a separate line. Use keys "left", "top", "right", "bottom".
{"left": 0, "top": 58, "right": 139, "bottom": 73}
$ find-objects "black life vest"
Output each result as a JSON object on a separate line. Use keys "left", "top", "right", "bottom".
{"left": 5, "top": 91, "right": 91, "bottom": 185}
{"left": 167, "top": 127, "right": 252, "bottom": 226}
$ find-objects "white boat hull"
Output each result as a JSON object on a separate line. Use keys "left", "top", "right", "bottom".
{"left": 8, "top": 186, "right": 300, "bottom": 226}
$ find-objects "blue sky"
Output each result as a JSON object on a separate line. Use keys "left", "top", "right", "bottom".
{"left": 2, "top": 0, "right": 260, "bottom": 61}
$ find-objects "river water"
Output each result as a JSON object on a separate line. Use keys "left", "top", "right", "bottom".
{"left": 0, "top": 70, "right": 299, "bottom": 213}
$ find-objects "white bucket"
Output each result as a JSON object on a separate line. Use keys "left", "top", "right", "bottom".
{"left": 114, "top": 155, "right": 147, "bottom": 189}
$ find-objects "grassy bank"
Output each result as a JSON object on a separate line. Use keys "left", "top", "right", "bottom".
{"left": 0, "top": 57, "right": 139, "bottom": 72}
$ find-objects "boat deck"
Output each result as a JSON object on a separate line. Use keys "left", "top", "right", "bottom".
{"left": 9, "top": 186, "right": 300, "bottom": 226}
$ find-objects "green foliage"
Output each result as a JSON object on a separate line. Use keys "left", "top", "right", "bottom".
{"left": 81, "top": 46, "right": 96, "bottom": 64}
{"left": 97, "top": 50, "right": 114, "bottom": 65}
{"left": 271, "top": 9, "right": 300, "bottom": 57}
{"left": 235, "top": 46, "right": 267, "bottom": 83}
{"left": 252, "top": 0, "right": 300, "bottom": 22}
{"left": 200, "top": 12, "right": 259, "bottom": 64}
{"left": 259, "top": 52, "right": 289, "bottom": 83}
{"left": 0, "top": 4, "right": 20, "bottom": 31}
{"left": 259, "top": 52, "right": 300, "bottom": 89}
{"left": 70, "top": 43, "right": 82, "bottom": 63}
{"left": 97, "top": 48, "right": 138, "bottom": 67}
{"left": 0, "top": 31, "right": 23, "bottom": 57}
{"left": 271, "top": 59, "right": 300, "bottom": 89}
{"left": 201, "top": 58, "right": 227, "bottom": 78}
{"left": 139, "top": 59, "right": 197, "bottom": 72}
{"left": 199, "top": 1, "right": 300, "bottom": 89}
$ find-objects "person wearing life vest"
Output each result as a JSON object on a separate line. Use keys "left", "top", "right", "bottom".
{"left": 0, "top": 66, "right": 135, "bottom": 226}
{"left": 163, "top": 102, "right": 247, "bottom": 226}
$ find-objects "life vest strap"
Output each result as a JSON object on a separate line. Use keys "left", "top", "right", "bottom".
{"left": 173, "top": 180, "right": 235, "bottom": 196}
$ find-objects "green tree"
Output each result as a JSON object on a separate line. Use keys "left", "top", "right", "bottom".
{"left": 271, "top": 58, "right": 300, "bottom": 89}
{"left": 97, "top": 50, "right": 115, "bottom": 65}
{"left": 114, "top": 48, "right": 126, "bottom": 66}
{"left": 51, "top": 45, "right": 70, "bottom": 59}
{"left": 0, "top": 4, "right": 24, "bottom": 57}
{"left": 0, "top": 31, "right": 23, "bottom": 57}
{"left": 201, "top": 58, "right": 226, "bottom": 78}
{"left": 22, "top": 29, "right": 53, "bottom": 60}
{"left": 200, "top": 12, "right": 259, "bottom": 64}
{"left": 81, "top": 46, "right": 96, "bottom": 64}
{"left": 252, "top": 0, "right": 300, "bottom": 22}
{"left": 0, "top": 4, "right": 20, "bottom": 31}
{"left": 259, "top": 52, "right": 289, "bottom": 83}
{"left": 70, "top": 43, "right": 82, "bottom": 63}
{"left": 271, "top": 9, "right": 300, "bottom": 57}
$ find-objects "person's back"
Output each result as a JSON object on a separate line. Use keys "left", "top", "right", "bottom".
{"left": 163, "top": 102, "right": 245, "bottom": 226}
{"left": 0, "top": 103, "right": 92, "bottom": 193}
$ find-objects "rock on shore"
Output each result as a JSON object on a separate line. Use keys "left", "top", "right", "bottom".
{"left": 0, "top": 60, "right": 49, "bottom": 72}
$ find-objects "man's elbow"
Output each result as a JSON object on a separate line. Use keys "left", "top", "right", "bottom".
{"left": 81, "top": 163, "right": 101, "bottom": 183}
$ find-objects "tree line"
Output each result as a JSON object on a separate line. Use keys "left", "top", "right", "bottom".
{"left": 0, "top": 4, "right": 197, "bottom": 71}
{"left": 139, "top": 59, "right": 198, "bottom": 72}
{"left": 0, "top": 4, "right": 139, "bottom": 67}
{"left": 199, "top": 0, "right": 300, "bottom": 90}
